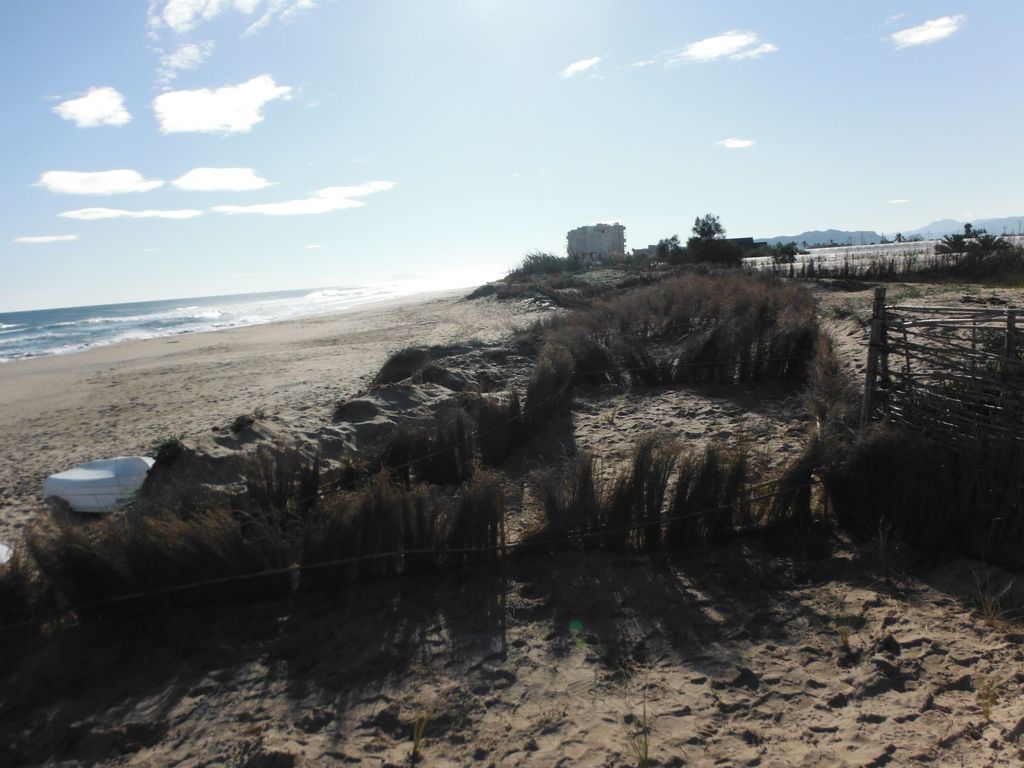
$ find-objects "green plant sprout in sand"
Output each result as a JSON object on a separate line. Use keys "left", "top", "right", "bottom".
{"left": 975, "top": 675, "right": 1000, "bottom": 721}
{"left": 410, "top": 710, "right": 431, "bottom": 764}
{"left": 973, "top": 569, "right": 1012, "bottom": 627}
{"left": 569, "top": 618, "right": 588, "bottom": 651}
{"left": 623, "top": 671, "right": 653, "bottom": 768}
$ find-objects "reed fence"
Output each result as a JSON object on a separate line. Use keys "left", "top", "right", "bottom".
{"left": 861, "top": 286, "right": 1024, "bottom": 448}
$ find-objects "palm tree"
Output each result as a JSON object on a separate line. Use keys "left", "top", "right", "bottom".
{"left": 971, "top": 232, "right": 1012, "bottom": 253}
{"left": 935, "top": 233, "right": 966, "bottom": 255}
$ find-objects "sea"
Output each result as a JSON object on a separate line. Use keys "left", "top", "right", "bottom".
{"left": 0, "top": 278, "right": 475, "bottom": 363}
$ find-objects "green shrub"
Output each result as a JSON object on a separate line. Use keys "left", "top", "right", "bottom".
{"left": 507, "top": 251, "right": 571, "bottom": 279}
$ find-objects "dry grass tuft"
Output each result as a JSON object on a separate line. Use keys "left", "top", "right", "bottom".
{"left": 243, "top": 446, "right": 320, "bottom": 541}
{"left": 0, "top": 549, "right": 45, "bottom": 630}
{"left": 26, "top": 510, "right": 291, "bottom": 617}
{"left": 666, "top": 445, "right": 749, "bottom": 547}
{"left": 474, "top": 392, "right": 524, "bottom": 467}
{"left": 548, "top": 271, "right": 817, "bottom": 388}
{"left": 805, "top": 332, "right": 857, "bottom": 431}
{"left": 534, "top": 452, "right": 606, "bottom": 550}
{"left": 385, "top": 408, "right": 476, "bottom": 486}
{"left": 444, "top": 470, "right": 505, "bottom": 567}
{"left": 523, "top": 343, "right": 574, "bottom": 433}
{"left": 825, "top": 426, "right": 1024, "bottom": 569}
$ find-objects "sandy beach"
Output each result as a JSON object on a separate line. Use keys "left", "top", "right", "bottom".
{"left": 2, "top": 277, "right": 1024, "bottom": 767}
{"left": 0, "top": 288, "right": 539, "bottom": 544}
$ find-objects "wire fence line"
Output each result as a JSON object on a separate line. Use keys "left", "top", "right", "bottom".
{"left": 7, "top": 350, "right": 820, "bottom": 635}
{"left": 0, "top": 479, "right": 821, "bottom": 634}
{"left": 276, "top": 351, "right": 815, "bottom": 503}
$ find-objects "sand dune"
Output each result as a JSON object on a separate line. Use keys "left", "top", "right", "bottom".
{"left": 2, "top": 280, "right": 1023, "bottom": 766}
{"left": 0, "top": 289, "right": 540, "bottom": 544}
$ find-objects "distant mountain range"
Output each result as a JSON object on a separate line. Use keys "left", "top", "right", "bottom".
{"left": 904, "top": 217, "right": 1024, "bottom": 239}
{"left": 762, "top": 216, "right": 1024, "bottom": 247}
{"left": 763, "top": 230, "right": 882, "bottom": 247}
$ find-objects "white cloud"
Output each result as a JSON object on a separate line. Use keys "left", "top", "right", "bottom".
{"left": 629, "top": 58, "right": 657, "bottom": 68}
{"left": 887, "top": 198, "right": 911, "bottom": 204}
{"left": 890, "top": 15, "right": 965, "bottom": 48}
{"left": 53, "top": 87, "right": 131, "bottom": 127}
{"left": 155, "top": 0, "right": 256, "bottom": 32}
{"left": 58, "top": 208, "right": 203, "bottom": 220}
{"left": 172, "top": 167, "right": 273, "bottom": 191}
{"left": 305, "top": 244, "right": 324, "bottom": 249}
{"left": 669, "top": 31, "right": 778, "bottom": 63}
{"left": 559, "top": 56, "right": 602, "bottom": 78}
{"left": 158, "top": 41, "right": 215, "bottom": 83}
{"left": 731, "top": 43, "right": 779, "bottom": 60}
{"left": 213, "top": 180, "right": 394, "bottom": 215}
{"left": 244, "top": 0, "right": 317, "bottom": 36}
{"left": 37, "top": 170, "right": 164, "bottom": 195}
{"left": 150, "top": 0, "right": 315, "bottom": 34}
{"left": 13, "top": 235, "right": 79, "bottom": 244}
{"left": 153, "top": 75, "right": 292, "bottom": 133}
{"left": 716, "top": 138, "right": 756, "bottom": 149}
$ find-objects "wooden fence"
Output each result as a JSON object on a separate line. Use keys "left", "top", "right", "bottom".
{"left": 861, "top": 286, "right": 1024, "bottom": 447}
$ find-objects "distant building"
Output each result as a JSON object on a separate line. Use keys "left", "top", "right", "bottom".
{"left": 567, "top": 223, "right": 626, "bottom": 265}
{"left": 722, "top": 237, "right": 767, "bottom": 251}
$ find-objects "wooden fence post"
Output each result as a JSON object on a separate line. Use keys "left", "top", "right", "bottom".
{"left": 860, "top": 286, "right": 887, "bottom": 428}
{"left": 1005, "top": 309, "right": 1017, "bottom": 377}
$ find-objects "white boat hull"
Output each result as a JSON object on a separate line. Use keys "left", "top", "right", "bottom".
{"left": 43, "top": 456, "right": 155, "bottom": 514}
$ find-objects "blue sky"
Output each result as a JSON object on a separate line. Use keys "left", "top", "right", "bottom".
{"left": 2, "top": 1, "right": 1021, "bottom": 311}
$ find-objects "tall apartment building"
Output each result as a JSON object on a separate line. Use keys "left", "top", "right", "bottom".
{"left": 567, "top": 223, "right": 626, "bottom": 264}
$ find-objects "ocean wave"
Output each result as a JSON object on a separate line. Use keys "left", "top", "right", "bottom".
{"left": 305, "top": 288, "right": 355, "bottom": 300}
{"left": 0, "top": 278, "right": 483, "bottom": 363}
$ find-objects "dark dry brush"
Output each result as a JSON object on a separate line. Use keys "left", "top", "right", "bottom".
{"left": 0, "top": 271, "right": 823, "bottom": 637}
{"left": 505, "top": 250, "right": 576, "bottom": 278}
{"left": 298, "top": 469, "right": 505, "bottom": 590}
{"left": 9, "top": 268, "right": 1024, "bottom": 651}
{"left": 24, "top": 510, "right": 291, "bottom": 619}
{"left": 383, "top": 407, "right": 476, "bottom": 486}
{"left": 530, "top": 434, "right": 823, "bottom": 555}
{"left": 0, "top": 550, "right": 48, "bottom": 631}
{"left": 543, "top": 271, "right": 818, "bottom": 388}
{"left": 243, "top": 445, "right": 321, "bottom": 540}
{"left": 824, "top": 425, "right": 1024, "bottom": 569}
